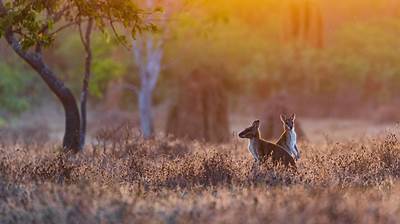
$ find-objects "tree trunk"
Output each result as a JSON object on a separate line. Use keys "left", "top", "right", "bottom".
{"left": 132, "top": 34, "right": 163, "bottom": 139}
{"left": 138, "top": 87, "right": 154, "bottom": 139}
{"left": 4, "top": 30, "right": 81, "bottom": 152}
{"left": 166, "top": 68, "right": 230, "bottom": 142}
{"left": 79, "top": 19, "right": 93, "bottom": 149}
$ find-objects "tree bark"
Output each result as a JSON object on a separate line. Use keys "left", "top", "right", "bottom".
{"left": 138, "top": 86, "right": 154, "bottom": 138}
{"left": 79, "top": 18, "right": 93, "bottom": 149}
{"left": 4, "top": 30, "right": 81, "bottom": 152}
{"left": 132, "top": 34, "right": 163, "bottom": 139}
{"left": 131, "top": 0, "right": 172, "bottom": 139}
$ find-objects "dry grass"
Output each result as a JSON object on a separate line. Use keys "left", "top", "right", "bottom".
{"left": 1, "top": 127, "right": 400, "bottom": 223}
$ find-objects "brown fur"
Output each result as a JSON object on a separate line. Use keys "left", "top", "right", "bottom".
{"left": 239, "top": 120, "right": 296, "bottom": 168}
{"left": 256, "top": 138, "right": 296, "bottom": 167}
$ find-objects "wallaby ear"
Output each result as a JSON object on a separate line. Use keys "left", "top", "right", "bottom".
{"left": 291, "top": 113, "right": 296, "bottom": 121}
{"left": 252, "top": 120, "right": 260, "bottom": 128}
{"left": 280, "top": 114, "right": 286, "bottom": 122}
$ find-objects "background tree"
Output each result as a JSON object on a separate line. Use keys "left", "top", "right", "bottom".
{"left": 0, "top": 0, "right": 151, "bottom": 152}
{"left": 166, "top": 67, "right": 230, "bottom": 142}
{"left": 284, "top": 0, "right": 324, "bottom": 48}
{"left": 131, "top": 0, "right": 183, "bottom": 139}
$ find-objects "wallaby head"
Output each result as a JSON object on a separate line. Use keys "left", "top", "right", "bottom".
{"left": 239, "top": 120, "right": 260, "bottom": 139}
{"left": 280, "top": 113, "right": 296, "bottom": 131}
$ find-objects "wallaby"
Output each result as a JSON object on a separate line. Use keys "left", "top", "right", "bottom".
{"left": 239, "top": 120, "right": 296, "bottom": 168}
{"left": 276, "top": 113, "right": 300, "bottom": 160}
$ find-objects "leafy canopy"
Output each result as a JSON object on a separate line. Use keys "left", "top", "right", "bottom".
{"left": 0, "top": 0, "right": 158, "bottom": 50}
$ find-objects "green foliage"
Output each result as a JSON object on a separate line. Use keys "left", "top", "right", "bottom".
{"left": 0, "top": 62, "right": 33, "bottom": 114}
{"left": 0, "top": 0, "right": 157, "bottom": 109}
{"left": 88, "top": 35, "right": 128, "bottom": 99}
{"left": 0, "top": 0, "right": 57, "bottom": 49}
{"left": 54, "top": 33, "right": 127, "bottom": 99}
{"left": 0, "top": 0, "right": 153, "bottom": 49}
{"left": 91, "top": 58, "right": 126, "bottom": 98}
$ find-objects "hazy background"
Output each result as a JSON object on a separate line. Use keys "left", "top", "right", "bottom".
{"left": 1, "top": 0, "right": 400, "bottom": 143}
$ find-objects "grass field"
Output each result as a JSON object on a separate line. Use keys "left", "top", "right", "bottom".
{"left": 1, "top": 120, "right": 400, "bottom": 224}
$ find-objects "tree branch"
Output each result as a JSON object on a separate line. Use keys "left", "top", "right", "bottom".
{"left": 78, "top": 18, "right": 86, "bottom": 48}
{"left": 39, "top": 4, "right": 72, "bottom": 34}
{"left": 109, "top": 19, "right": 130, "bottom": 50}
{"left": 48, "top": 21, "right": 79, "bottom": 36}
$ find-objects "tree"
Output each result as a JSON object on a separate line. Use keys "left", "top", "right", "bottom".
{"left": 284, "top": 0, "right": 324, "bottom": 48}
{"left": 131, "top": 0, "right": 181, "bottom": 139}
{"left": 0, "top": 0, "right": 151, "bottom": 152}
{"left": 166, "top": 68, "right": 230, "bottom": 142}
{"left": 79, "top": 18, "right": 93, "bottom": 149}
{"left": 132, "top": 26, "right": 162, "bottom": 139}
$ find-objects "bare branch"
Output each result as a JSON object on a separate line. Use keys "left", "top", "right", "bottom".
{"left": 53, "top": 5, "right": 71, "bottom": 21}
{"left": 109, "top": 20, "right": 130, "bottom": 50}
{"left": 78, "top": 19, "right": 86, "bottom": 49}
{"left": 39, "top": 4, "right": 72, "bottom": 34}
{"left": 49, "top": 21, "right": 78, "bottom": 36}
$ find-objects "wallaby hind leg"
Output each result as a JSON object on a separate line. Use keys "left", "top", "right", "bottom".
{"left": 250, "top": 161, "right": 258, "bottom": 176}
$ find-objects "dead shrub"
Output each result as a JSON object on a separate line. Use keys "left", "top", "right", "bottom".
{"left": 0, "top": 124, "right": 49, "bottom": 148}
